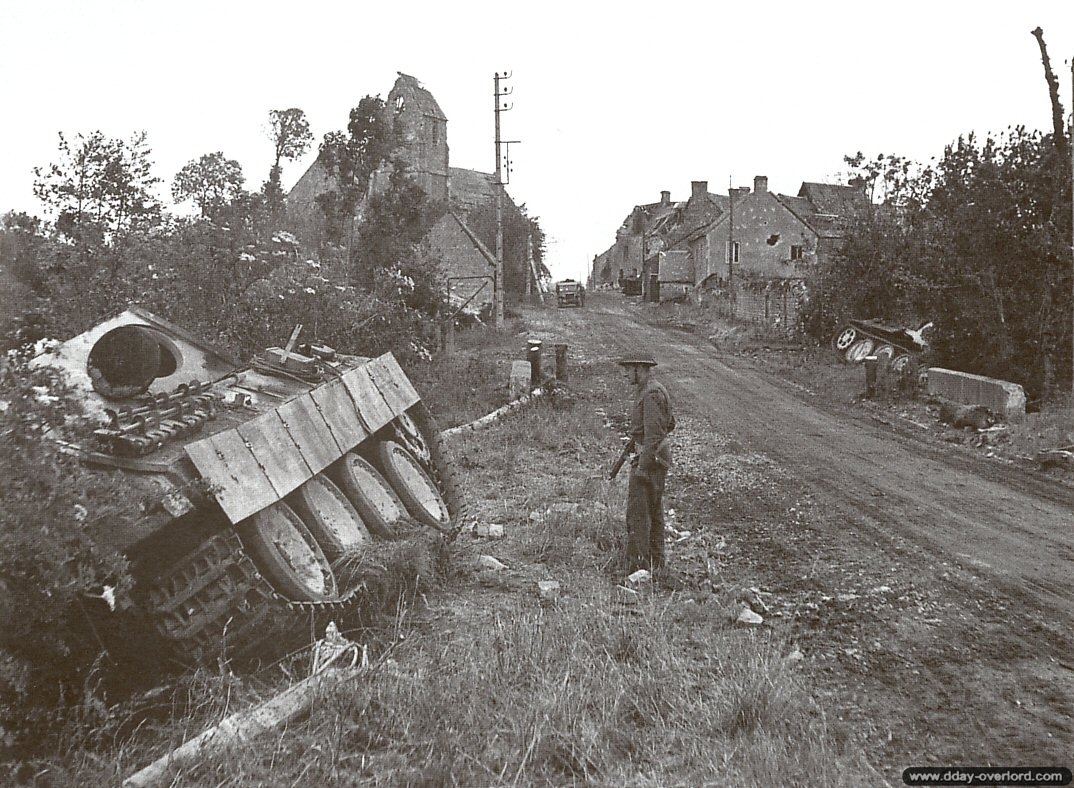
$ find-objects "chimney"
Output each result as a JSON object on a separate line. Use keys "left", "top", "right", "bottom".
{"left": 660, "top": 190, "right": 671, "bottom": 205}
{"left": 691, "top": 181, "right": 708, "bottom": 201}
{"left": 754, "top": 175, "right": 768, "bottom": 194}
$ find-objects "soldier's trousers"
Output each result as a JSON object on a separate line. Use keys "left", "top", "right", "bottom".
{"left": 625, "top": 466, "right": 667, "bottom": 571}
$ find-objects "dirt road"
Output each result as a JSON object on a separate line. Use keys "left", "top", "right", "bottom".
{"left": 539, "top": 294, "right": 1074, "bottom": 775}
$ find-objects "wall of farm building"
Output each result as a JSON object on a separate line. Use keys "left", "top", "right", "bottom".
{"left": 701, "top": 279, "right": 808, "bottom": 336}
{"left": 424, "top": 214, "right": 495, "bottom": 310}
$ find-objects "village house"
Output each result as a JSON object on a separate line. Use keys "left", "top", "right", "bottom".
{"left": 287, "top": 73, "right": 523, "bottom": 312}
{"left": 596, "top": 175, "right": 867, "bottom": 331}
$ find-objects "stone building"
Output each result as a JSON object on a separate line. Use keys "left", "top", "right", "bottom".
{"left": 422, "top": 211, "right": 497, "bottom": 312}
{"left": 286, "top": 73, "right": 528, "bottom": 303}
{"left": 597, "top": 175, "right": 867, "bottom": 330}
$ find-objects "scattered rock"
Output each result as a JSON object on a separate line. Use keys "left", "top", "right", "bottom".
{"left": 836, "top": 593, "right": 860, "bottom": 603}
{"left": 938, "top": 402, "right": 994, "bottom": 430}
{"left": 870, "top": 585, "right": 892, "bottom": 594}
{"left": 626, "top": 569, "right": 651, "bottom": 586}
{"left": 742, "top": 587, "right": 772, "bottom": 613}
{"left": 548, "top": 502, "right": 578, "bottom": 516}
{"left": 476, "top": 555, "right": 507, "bottom": 572}
{"left": 537, "top": 580, "right": 560, "bottom": 602}
{"left": 475, "top": 523, "right": 505, "bottom": 538}
{"left": 735, "top": 607, "right": 764, "bottom": 625}
{"left": 783, "top": 648, "right": 805, "bottom": 664}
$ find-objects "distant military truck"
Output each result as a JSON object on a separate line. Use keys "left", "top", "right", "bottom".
{"left": 621, "top": 274, "right": 642, "bottom": 297}
{"left": 555, "top": 279, "right": 585, "bottom": 308}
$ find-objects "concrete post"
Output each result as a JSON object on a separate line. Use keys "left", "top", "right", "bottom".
{"left": 864, "top": 355, "right": 878, "bottom": 399}
{"left": 527, "top": 340, "right": 542, "bottom": 386}
{"left": 554, "top": 343, "right": 568, "bottom": 381}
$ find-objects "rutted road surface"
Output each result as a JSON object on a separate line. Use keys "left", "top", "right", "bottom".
{"left": 539, "top": 295, "right": 1074, "bottom": 777}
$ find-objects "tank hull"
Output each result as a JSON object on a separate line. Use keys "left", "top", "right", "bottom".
{"left": 34, "top": 309, "right": 464, "bottom": 664}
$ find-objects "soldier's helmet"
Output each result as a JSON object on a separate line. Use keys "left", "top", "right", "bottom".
{"left": 617, "top": 355, "right": 657, "bottom": 367}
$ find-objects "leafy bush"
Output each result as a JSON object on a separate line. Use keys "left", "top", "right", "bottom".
{"left": 0, "top": 350, "right": 136, "bottom": 731}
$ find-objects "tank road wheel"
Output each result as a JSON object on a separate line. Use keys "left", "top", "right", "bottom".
{"left": 391, "top": 412, "right": 432, "bottom": 466}
{"left": 833, "top": 325, "right": 858, "bottom": 352}
{"left": 368, "top": 440, "right": 451, "bottom": 530}
{"left": 288, "top": 474, "right": 372, "bottom": 559}
{"left": 874, "top": 344, "right": 895, "bottom": 362}
{"left": 405, "top": 402, "right": 465, "bottom": 526}
{"left": 331, "top": 451, "right": 409, "bottom": 539}
{"left": 891, "top": 354, "right": 913, "bottom": 375}
{"left": 844, "top": 338, "right": 875, "bottom": 364}
{"left": 238, "top": 502, "right": 337, "bottom": 602}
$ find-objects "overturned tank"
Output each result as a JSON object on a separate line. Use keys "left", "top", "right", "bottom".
{"left": 831, "top": 318, "right": 933, "bottom": 372}
{"left": 33, "top": 307, "right": 462, "bottom": 665}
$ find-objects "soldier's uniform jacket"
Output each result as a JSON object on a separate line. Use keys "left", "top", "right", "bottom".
{"left": 629, "top": 378, "right": 676, "bottom": 474}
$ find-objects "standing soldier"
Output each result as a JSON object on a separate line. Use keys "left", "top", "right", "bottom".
{"left": 618, "top": 354, "right": 676, "bottom": 573}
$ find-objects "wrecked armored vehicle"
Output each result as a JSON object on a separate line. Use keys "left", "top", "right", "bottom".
{"left": 32, "top": 308, "right": 461, "bottom": 664}
{"left": 831, "top": 318, "right": 933, "bottom": 371}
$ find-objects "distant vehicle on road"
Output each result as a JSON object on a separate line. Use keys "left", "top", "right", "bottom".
{"left": 621, "top": 274, "right": 642, "bottom": 297}
{"left": 555, "top": 279, "right": 585, "bottom": 308}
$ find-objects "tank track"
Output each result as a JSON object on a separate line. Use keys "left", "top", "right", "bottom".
{"left": 144, "top": 529, "right": 362, "bottom": 665}
{"left": 143, "top": 406, "right": 466, "bottom": 665}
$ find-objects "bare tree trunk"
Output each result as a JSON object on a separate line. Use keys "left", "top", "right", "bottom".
{"left": 1030, "top": 27, "right": 1068, "bottom": 159}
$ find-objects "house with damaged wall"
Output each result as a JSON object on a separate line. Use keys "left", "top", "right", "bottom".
{"left": 287, "top": 73, "right": 524, "bottom": 313}
{"left": 596, "top": 175, "right": 867, "bottom": 331}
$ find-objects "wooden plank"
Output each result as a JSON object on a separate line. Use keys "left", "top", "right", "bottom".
{"left": 184, "top": 430, "right": 278, "bottom": 523}
{"left": 237, "top": 411, "right": 313, "bottom": 499}
{"left": 276, "top": 394, "right": 342, "bottom": 475}
{"left": 309, "top": 378, "right": 369, "bottom": 454}
{"left": 341, "top": 366, "right": 395, "bottom": 433}
{"left": 367, "top": 353, "right": 420, "bottom": 416}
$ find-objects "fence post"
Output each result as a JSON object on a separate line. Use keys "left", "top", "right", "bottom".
{"left": 440, "top": 317, "right": 455, "bottom": 356}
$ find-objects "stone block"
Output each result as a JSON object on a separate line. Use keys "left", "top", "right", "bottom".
{"left": 509, "top": 360, "right": 531, "bottom": 399}
{"left": 927, "top": 367, "right": 1026, "bottom": 422}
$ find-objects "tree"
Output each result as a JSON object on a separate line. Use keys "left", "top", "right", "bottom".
{"left": 33, "top": 131, "right": 161, "bottom": 252}
{"left": 316, "top": 96, "right": 397, "bottom": 245}
{"left": 465, "top": 199, "right": 548, "bottom": 299}
{"left": 353, "top": 165, "right": 443, "bottom": 298}
{"left": 264, "top": 108, "right": 313, "bottom": 210}
{"left": 172, "top": 152, "right": 246, "bottom": 218}
{"left": 805, "top": 128, "right": 1071, "bottom": 400}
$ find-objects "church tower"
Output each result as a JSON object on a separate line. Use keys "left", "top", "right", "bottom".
{"left": 387, "top": 73, "right": 449, "bottom": 202}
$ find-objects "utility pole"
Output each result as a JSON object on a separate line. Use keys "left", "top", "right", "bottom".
{"left": 728, "top": 176, "right": 735, "bottom": 317}
{"left": 493, "top": 71, "right": 513, "bottom": 329}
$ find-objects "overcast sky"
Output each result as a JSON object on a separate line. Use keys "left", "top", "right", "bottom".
{"left": 2, "top": 1, "right": 1071, "bottom": 280}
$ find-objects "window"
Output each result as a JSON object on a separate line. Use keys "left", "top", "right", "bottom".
{"left": 727, "top": 241, "right": 740, "bottom": 263}
{"left": 790, "top": 245, "right": 804, "bottom": 261}
{"left": 432, "top": 120, "right": 441, "bottom": 144}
